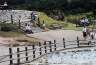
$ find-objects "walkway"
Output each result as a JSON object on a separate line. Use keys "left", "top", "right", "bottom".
{"left": 27, "top": 30, "right": 83, "bottom": 43}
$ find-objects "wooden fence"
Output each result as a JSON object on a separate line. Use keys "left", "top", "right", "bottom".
{"left": 0, "top": 36, "right": 96, "bottom": 65}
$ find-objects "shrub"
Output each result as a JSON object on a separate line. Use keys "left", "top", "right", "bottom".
{"left": 49, "top": 22, "right": 68, "bottom": 29}
{"left": 67, "top": 16, "right": 78, "bottom": 24}
{"left": 0, "top": 23, "right": 18, "bottom": 32}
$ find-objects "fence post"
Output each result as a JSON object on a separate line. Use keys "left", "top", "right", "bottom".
{"left": 54, "top": 40, "right": 56, "bottom": 51}
{"left": 25, "top": 46, "right": 28, "bottom": 62}
{"left": 49, "top": 41, "right": 52, "bottom": 52}
{"left": 17, "top": 48, "right": 20, "bottom": 65}
{"left": 39, "top": 42, "right": 42, "bottom": 55}
{"left": 44, "top": 41, "right": 47, "bottom": 53}
{"left": 32, "top": 45, "right": 35, "bottom": 59}
{"left": 9, "top": 47, "right": 13, "bottom": 65}
{"left": 63, "top": 38, "right": 65, "bottom": 48}
{"left": 88, "top": 40, "right": 91, "bottom": 45}
{"left": 77, "top": 36, "right": 79, "bottom": 47}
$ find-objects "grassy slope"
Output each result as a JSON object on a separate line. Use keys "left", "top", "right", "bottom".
{"left": 0, "top": 31, "right": 39, "bottom": 45}
{"left": 38, "top": 12, "right": 61, "bottom": 26}
{"left": 38, "top": 12, "right": 84, "bottom": 30}
{"left": 0, "top": 31, "right": 24, "bottom": 37}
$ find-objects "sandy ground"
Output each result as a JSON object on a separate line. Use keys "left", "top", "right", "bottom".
{"left": 0, "top": 37, "right": 14, "bottom": 45}
{"left": 0, "top": 30, "right": 83, "bottom": 45}
{"left": 27, "top": 30, "right": 83, "bottom": 43}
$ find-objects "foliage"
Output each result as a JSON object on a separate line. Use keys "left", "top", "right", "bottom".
{"left": 38, "top": 12, "right": 79, "bottom": 30}
{"left": 0, "top": 31, "right": 23, "bottom": 37}
{"left": 0, "top": 23, "right": 19, "bottom": 32}
{"left": 39, "top": 12, "right": 66, "bottom": 27}
{"left": 2, "top": 0, "right": 96, "bottom": 14}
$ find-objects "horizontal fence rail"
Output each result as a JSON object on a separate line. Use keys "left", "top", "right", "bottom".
{"left": 0, "top": 36, "right": 96, "bottom": 65}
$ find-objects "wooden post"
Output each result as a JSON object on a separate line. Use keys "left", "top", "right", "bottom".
{"left": 49, "top": 41, "right": 52, "bottom": 52}
{"left": 39, "top": 42, "right": 42, "bottom": 55}
{"left": 88, "top": 41, "right": 91, "bottom": 45}
{"left": 17, "top": 48, "right": 20, "bottom": 65}
{"left": 44, "top": 41, "right": 47, "bottom": 53}
{"left": 9, "top": 47, "right": 13, "bottom": 65}
{"left": 77, "top": 36, "right": 79, "bottom": 47}
{"left": 63, "top": 38, "right": 65, "bottom": 48}
{"left": 25, "top": 46, "right": 28, "bottom": 62}
{"left": 54, "top": 40, "right": 56, "bottom": 51}
{"left": 38, "top": 18, "right": 41, "bottom": 27}
{"left": 32, "top": 45, "right": 35, "bottom": 59}
{"left": 18, "top": 15, "right": 21, "bottom": 29}
{"left": 11, "top": 14, "right": 13, "bottom": 24}
{"left": 18, "top": 19, "right": 21, "bottom": 29}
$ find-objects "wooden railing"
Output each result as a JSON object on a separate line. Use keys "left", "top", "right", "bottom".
{"left": 0, "top": 36, "right": 96, "bottom": 65}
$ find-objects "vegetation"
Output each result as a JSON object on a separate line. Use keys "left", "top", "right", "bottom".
{"left": 1, "top": 0, "right": 96, "bottom": 14}
{"left": 38, "top": 11, "right": 96, "bottom": 30}
{"left": 1, "top": 0, "right": 95, "bottom": 24}
{"left": 0, "top": 31, "right": 24, "bottom": 37}
{"left": 0, "top": 23, "right": 19, "bottom": 32}
{"left": 15, "top": 36, "right": 40, "bottom": 45}
{"left": 39, "top": 12, "right": 67, "bottom": 28}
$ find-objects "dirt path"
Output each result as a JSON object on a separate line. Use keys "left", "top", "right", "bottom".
{"left": 27, "top": 30, "right": 83, "bottom": 43}
{"left": 0, "top": 37, "right": 14, "bottom": 45}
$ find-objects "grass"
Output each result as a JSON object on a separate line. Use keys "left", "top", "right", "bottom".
{"left": 39, "top": 12, "right": 60, "bottom": 26}
{"left": 38, "top": 12, "right": 83, "bottom": 30}
{"left": 38, "top": 12, "right": 95, "bottom": 31}
{"left": 15, "top": 36, "right": 40, "bottom": 45}
{"left": 39, "top": 12, "right": 69, "bottom": 26}
{"left": 0, "top": 31, "right": 24, "bottom": 37}
{"left": 0, "top": 31, "right": 40, "bottom": 46}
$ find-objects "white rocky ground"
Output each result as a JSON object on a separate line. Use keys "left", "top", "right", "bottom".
{"left": 26, "top": 47, "right": 96, "bottom": 65}
{"left": 0, "top": 10, "right": 33, "bottom": 22}
{"left": 0, "top": 10, "right": 39, "bottom": 30}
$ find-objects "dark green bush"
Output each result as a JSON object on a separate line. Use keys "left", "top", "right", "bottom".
{"left": 0, "top": 23, "right": 18, "bottom": 32}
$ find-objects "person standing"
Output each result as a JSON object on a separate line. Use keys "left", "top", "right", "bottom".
{"left": 90, "top": 29, "right": 95, "bottom": 39}
{"left": 82, "top": 26, "right": 87, "bottom": 40}
{"left": 80, "top": 18, "right": 85, "bottom": 26}
{"left": 42, "top": 21, "right": 46, "bottom": 30}
{"left": 25, "top": 25, "right": 33, "bottom": 34}
{"left": 84, "top": 17, "right": 89, "bottom": 26}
